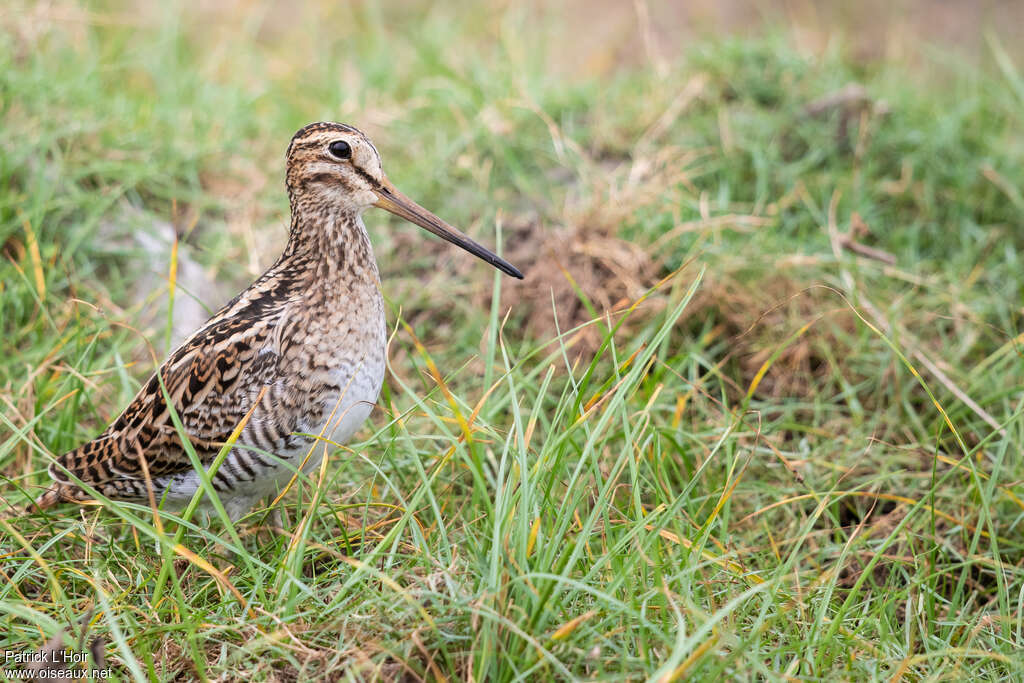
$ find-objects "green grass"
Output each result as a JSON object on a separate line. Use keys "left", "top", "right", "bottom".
{"left": 2, "top": 1, "right": 1023, "bottom": 680}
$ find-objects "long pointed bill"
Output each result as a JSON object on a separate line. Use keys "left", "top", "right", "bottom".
{"left": 373, "top": 177, "right": 524, "bottom": 279}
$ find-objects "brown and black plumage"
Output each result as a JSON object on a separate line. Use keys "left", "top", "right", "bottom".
{"left": 34, "top": 122, "right": 523, "bottom": 520}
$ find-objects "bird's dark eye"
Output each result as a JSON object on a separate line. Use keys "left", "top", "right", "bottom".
{"left": 328, "top": 140, "right": 352, "bottom": 160}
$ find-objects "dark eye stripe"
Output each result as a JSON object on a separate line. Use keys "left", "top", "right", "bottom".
{"left": 329, "top": 140, "right": 351, "bottom": 160}
{"left": 352, "top": 166, "right": 378, "bottom": 187}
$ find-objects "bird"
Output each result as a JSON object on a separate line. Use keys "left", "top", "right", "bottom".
{"left": 33, "top": 121, "right": 523, "bottom": 521}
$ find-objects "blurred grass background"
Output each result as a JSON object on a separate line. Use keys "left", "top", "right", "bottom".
{"left": 1, "top": 0, "right": 1023, "bottom": 680}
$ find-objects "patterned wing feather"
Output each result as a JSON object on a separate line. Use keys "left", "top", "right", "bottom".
{"left": 43, "top": 315, "right": 281, "bottom": 501}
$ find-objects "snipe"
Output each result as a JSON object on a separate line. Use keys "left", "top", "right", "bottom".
{"left": 35, "top": 122, "right": 523, "bottom": 520}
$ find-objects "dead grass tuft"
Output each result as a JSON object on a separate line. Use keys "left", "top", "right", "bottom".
{"left": 689, "top": 271, "right": 859, "bottom": 400}
{"left": 493, "top": 214, "right": 659, "bottom": 353}
{"left": 487, "top": 147, "right": 703, "bottom": 355}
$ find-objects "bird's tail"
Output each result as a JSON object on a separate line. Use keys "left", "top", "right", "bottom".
{"left": 30, "top": 483, "right": 90, "bottom": 513}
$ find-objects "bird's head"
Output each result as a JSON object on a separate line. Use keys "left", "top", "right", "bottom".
{"left": 285, "top": 122, "right": 523, "bottom": 279}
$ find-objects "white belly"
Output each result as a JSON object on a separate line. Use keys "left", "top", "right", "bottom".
{"left": 298, "top": 352, "right": 385, "bottom": 470}
{"left": 308, "top": 384, "right": 378, "bottom": 467}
